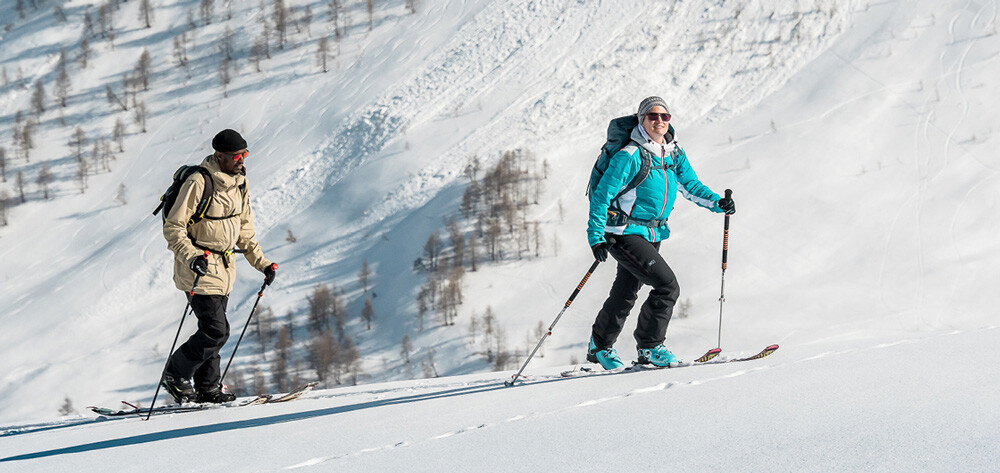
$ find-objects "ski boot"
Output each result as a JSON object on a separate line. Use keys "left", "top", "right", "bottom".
{"left": 586, "top": 337, "right": 625, "bottom": 370}
{"left": 636, "top": 344, "right": 679, "bottom": 367}
{"left": 161, "top": 373, "right": 196, "bottom": 404}
{"left": 196, "top": 387, "right": 237, "bottom": 404}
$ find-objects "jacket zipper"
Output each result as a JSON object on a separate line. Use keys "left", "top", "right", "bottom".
{"left": 656, "top": 143, "right": 669, "bottom": 219}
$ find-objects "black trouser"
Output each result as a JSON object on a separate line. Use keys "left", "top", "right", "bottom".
{"left": 165, "top": 294, "right": 230, "bottom": 392}
{"left": 591, "top": 234, "right": 680, "bottom": 350}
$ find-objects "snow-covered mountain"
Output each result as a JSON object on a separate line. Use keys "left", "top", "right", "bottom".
{"left": 1, "top": 0, "right": 998, "bottom": 468}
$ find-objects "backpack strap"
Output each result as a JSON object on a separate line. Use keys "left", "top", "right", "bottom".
{"left": 187, "top": 167, "right": 215, "bottom": 226}
{"left": 195, "top": 174, "right": 247, "bottom": 223}
{"left": 607, "top": 142, "right": 677, "bottom": 228}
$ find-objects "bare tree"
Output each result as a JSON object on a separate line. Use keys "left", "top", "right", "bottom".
{"left": 358, "top": 258, "right": 372, "bottom": 293}
{"left": 361, "top": 297, "right": 374, "bottom": 331}
{"left": 79, "top": 38, "right": 92, "bottom": 69}
{"left": 219, "top": 55, "right": 231, "bottom": 97}
{"left": 30, "top": 80, "right": 45, "bottom": 116}
{"left": 54, "top": 5, "right": 68, "bottom": 23}
{"left": 58, "top": 396, "right": 76, "bottom": 416}
{"left": 106, "top": 84, "right": 127, "bottom": 111}
{"left": 400, "top": 334, "right": 412, "bottom": 364}
{"left": 173, "top": 34, "right": 190, "bottom": 78}
{"left": 133, "top": 101, "right": 148, "bottom": 133}
{"left": 135, "top": 48, "right": 153, "bottom": 91}
{"left": 20, "top": 119, "right": 36, "bottom": 162}
{"left": 308, "top": 329, "right": 339, "bottom": 385}
{"left": 139, "top": 0, "right": 154, "bottom": 28}
{"left": 82, "top": 8, "right": 94, "bottom": 37}
{"left": 316, "top": 36, "right": 330, "bottom": 72}
{"left": 219, "top": 25, "right": 234, "bottom": 61}
{"left": 302, "top": 5, "right": 313, "bottom": 37}
{"left": 54, "top": 49, "right": 72, "bottom": 109}
{"left": 200, "top": 0, "right": 214, "bottom": 25}
{"left": 308, "top": 283, "right": 334, "bottom": 332}
{"left": 423, "top": 348, "right": 438, "bottom": 378}
{"left": 274, "top": 0, "right": 288, "bottom": 49}
{"left": 37, "top": 163, "right": 53, "bottom": 200}
{"left": 255, "top": 305, "right": 273, "bottom": 361}
{"left": 16, "top": 171, "right": 26, "bottom": 203}
{"left": 0, "top": 189, "right": 9, "bottom": 226}
{"left": 416, "top": 286, "right": 428, "bottom": 331}
{"left": 97, "top": 2, "right": 114, "bottom": 39}
{"left": 366, "top": 0, "right": 374, "bottom": 31}
{"left": 0, "top": 146, "right": 6, "bottom": 183}
{"left": 115, "top": 183, "right": 127, "bottom": 205}
{"left": 448, "top": 216, "right": 464, "bottom": 268}
{"left": 69, "top": 127, "right": 87, "bottom": 161}
{"left": 423, "top": 231, "right": 443, "bottom": 271}
{"left": 328, "top": 0, "right": 343, "bottom": 39}
{"left": 112, "top": 116, "right": 126, "bottom": 151}
{"left": 75, "top": 156, "right": 89, "bottom": 194}
{"left": 468, "top": 231, "right": 478, "bottom": 271}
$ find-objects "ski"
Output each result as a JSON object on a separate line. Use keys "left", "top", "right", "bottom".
{"left": 89, "top": 394, "right": 271, "bottom": 417}
{"left": 559, "top": 344, "right": 778, "bottom": 378}
{"left": 88, "top": 381, "right": 319, "bottom": 418}
{"left": 267, "top": 381, "right": 318, "bottom": 403}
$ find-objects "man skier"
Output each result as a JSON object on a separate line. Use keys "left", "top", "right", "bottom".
{"left": 161, "top": 129, "right": 277, "bottom": 403}
{"left": 586, "top": 96, "right": 736, "bottom": 369}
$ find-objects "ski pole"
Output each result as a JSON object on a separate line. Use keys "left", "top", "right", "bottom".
{"left": 716, "top": 189, "right": 732, "bottom": 349}
{"left": 505, "top": 259, "right": 601, "bottom": 387}
{"left": 218, "top": 269, "right": 273, "bottom": 389}
{"left": 145, "top": 255, "right": 207, "bottom": 421}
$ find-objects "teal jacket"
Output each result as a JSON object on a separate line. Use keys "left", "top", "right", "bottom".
{"left": 587, "top": 126, "right": 723, "bottom": 247}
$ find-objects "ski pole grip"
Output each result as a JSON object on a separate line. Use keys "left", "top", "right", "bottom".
{"left": 721, "top": 190, "right": 731, "bottom": 270}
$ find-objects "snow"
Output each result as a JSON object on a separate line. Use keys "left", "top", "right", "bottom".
{"left": 1, "top": 0, "right": 999, "bottom": 470}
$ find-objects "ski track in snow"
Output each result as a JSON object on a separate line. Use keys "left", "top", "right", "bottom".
{"left": 276, "top": 328, "right": 984, "bottom": 470}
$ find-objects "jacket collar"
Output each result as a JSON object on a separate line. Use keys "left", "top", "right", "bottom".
{"left": 200, "top": 154, "right": 243, "bottom": 190}
{"left": 632, "top": 126, "right": 675, "bottom": 158}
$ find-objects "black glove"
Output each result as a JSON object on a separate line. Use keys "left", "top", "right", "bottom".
{"left": 264, "top": 263, "right": 278, "bottom": 286}
{"left": 717, "top": 196, "right": 736, "bottom": 215}
{"left": 591, "top": 242, "right": 608, "bottom": 263}
{"left": 189, "top": 254, "right": 209, "bottom": 276}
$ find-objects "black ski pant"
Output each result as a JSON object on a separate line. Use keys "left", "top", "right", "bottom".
{"left": 165, "top": 294, "right": 230, "bottom": 392}
{"left": 591, "top": 234, "right": 680, "bottom": 350}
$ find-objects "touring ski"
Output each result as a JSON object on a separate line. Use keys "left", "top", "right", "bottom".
{"left": 560, "top": 344, "right": 778, "bottom": 378}
{"left": 89, "top": 382, "right": 318, "bottom": 418}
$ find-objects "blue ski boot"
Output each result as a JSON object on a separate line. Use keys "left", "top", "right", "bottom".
{"left": 637, "top": 345, "right": 679, "bottom": 367}
{"left": 586, "top": 337, "right": 625, "bottom": 370}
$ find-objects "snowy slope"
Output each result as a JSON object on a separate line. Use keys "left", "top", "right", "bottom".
{"left": 2, "top": 327, "right": 998, "bottom": 472}
{"left": 1, "top": 0, "right": 998, "bottom": 453}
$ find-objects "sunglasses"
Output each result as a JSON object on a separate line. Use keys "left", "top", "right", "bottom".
{"left": 646, "top": 113, "right": 671, "bottom": 122}
{"left": 227, "top": 150, "right": 249, "bottom": 161}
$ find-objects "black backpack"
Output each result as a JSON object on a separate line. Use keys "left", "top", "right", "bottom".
{"left": 152, "top": 165, "right": 215, "bottom": 226}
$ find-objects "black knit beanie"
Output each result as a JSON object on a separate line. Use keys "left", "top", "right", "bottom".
{"left": 212, "top": 129, "right": 247, "bottom": 152}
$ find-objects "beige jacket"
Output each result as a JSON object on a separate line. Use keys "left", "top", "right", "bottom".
{"left": 163, "top": 155, "right": 272, "bottom": 295}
